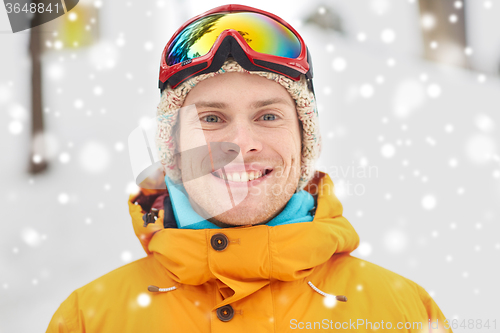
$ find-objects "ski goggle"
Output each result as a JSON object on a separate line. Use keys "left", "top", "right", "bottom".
{"left": 158, "top": 4, "right": 314, "bottom": 93}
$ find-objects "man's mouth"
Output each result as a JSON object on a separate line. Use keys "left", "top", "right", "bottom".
{"left": 211, "top": 168, "right": 273, "bottom": 182}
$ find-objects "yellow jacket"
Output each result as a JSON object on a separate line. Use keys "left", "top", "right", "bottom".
{"left": 46, "top": 172, "right": 452, "bottom": 332}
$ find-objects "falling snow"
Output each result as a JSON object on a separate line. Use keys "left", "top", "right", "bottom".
{"left": 21, "top": 228, "right": 43, "bottom": 247}
{"left": 323, "top": 295, "right": 337, "bottom": 308}
{"left": 380, "top": 29, "right": 396, "bottom": 44}
{"left": 384, "top": 230, "right": 408, "bottom": 253}
{"left": 74, "top": 99, "right": 84, "bottom": 109}
{"left": 144, "top": 42, "right": 154, "bottom": 51}
{"left": 356, "top": 242, "right": 372, "bottom": 257}
{"left": 359, "top": 84, "right": 374, "bottom": 98}
{"left": 386, "top": 58, "right": 396, "bottom": 67}
{"left": 121, "top": 251, "right": 133, "bottom": 262}
{"left": 58, "top": 193, "right": 70, "bottom": 204}
{"left": 137, "top": 293, "right": 151, "bottom": 307}
{"left": 393, "top": 79, "right": 425, "bottom": 118}
{"left": 465, "top": 135, "right": 496, "bottom": 164}
{"left": 1, "top": 3, "right": 498, "bottom": 332}
{"left": 332, "top": 57, "right": 347, "bottom": 72}
{"left": 93, "top": 86, "right": 103, "bottom": 95}
{"left": 79, "top": 141, "right": 110, "bottom": 173}
{"left": 59, "top": 152, "right": 71, "bottom": 164}
{"left": 381, "top": 143, "right": 396, "bottom": 158}
{"left": 475, "top": 114, "right": 495, "bottom": 132}
{"left": 422, "top": 194, "right": 437, "bottom": 210}
{"left": 8, "top": 121, "right": 23, "bottom": 135}
{"left": 427, "top": 83, "right": 442, "bottom": 98}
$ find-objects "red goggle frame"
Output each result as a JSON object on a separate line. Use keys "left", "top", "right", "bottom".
{"left": 158, "top": 4, "right": 314, "bottom": 94}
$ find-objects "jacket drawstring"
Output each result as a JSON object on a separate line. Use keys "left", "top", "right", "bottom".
{"left": 308, "top": 281, "right": 347, "bottom": 302}
{"left": 148, "top": 282, "right": 346, "bottom": 300}
{"left": 148, "top": 285, "right": 177, "bottom": 293}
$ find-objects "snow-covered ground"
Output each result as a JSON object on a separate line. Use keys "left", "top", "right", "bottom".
{"left": 1, "top": 0, "right": 499, "bottom": 332}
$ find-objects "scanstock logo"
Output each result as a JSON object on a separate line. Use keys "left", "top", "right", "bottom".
{"left": 3, "top": 0, "right": 78, "bottom": 33}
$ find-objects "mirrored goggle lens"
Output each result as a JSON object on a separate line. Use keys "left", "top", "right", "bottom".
{"left": 166, "top": 12, "right": 301, "bottom": 66}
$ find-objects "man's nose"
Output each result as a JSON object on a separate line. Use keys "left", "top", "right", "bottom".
{"left": 221, "top": 122, "right": 263, "bottom": 154}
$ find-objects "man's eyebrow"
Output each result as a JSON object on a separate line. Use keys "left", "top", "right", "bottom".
{"left": 194, "top": 101, "right": 228, "bottom": 109}
{"left": 251, "top": 97, "right": 293, "bottom": 109}
{"left": 193, "top": 98, "right": 293, "bottom": 110}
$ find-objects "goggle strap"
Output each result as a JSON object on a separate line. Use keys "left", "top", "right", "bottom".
{"left": 164, "top": 61, "right": 210, "bottom": 91}
{"left": 306, "top": 47, "right": 314, "bottom": 79}
{"left": 252, "top": 58, "right": 303, "bottom": 79}
{"left": 307, "top": 78, "right": 315, "bottom": 97}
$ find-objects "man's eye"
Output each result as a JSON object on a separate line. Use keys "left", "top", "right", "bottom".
{"left": 202, "top": 115, "right": 220, "bottom": 123}
{"left": 262, "top": 114, "right": 276, "bottom": 121}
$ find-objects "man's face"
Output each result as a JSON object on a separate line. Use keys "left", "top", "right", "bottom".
{"left": 176, "top": 72, "right": 302, "bottom": 227}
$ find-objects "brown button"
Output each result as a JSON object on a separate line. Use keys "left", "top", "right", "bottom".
{"left": 211, "top": 233, "right": 228, "bottom": 251}
{"left": 216, "top": 304, "right": 234, "bottom": 322}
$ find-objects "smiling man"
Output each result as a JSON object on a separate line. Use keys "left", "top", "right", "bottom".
{"left": 46, "top": 4, "right": 453, "bottom": 333}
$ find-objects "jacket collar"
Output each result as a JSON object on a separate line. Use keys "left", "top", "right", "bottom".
{"left": 128, "top": 172, "right": 359, "bottom": 306}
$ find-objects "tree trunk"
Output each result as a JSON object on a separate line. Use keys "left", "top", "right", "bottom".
{"left": 28, "top": 23, "right": 48, "bottom": 174}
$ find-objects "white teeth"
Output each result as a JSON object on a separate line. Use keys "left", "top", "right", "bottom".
{"left": 213, "top": 170, "right": 269, "bottom": 182}
{"left": 232, "top": 172, "right": 241, "bottom": 182}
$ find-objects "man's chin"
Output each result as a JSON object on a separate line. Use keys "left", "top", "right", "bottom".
{"left": 207, "top": 193, "right": 287, "bottom": 227}
{"left": 208, "top": 209, "right": 270, "bottom": 227}
{"left": 183, "top": 175, "right": 299, "bottom": 227}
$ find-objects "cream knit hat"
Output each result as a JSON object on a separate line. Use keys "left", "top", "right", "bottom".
{"left": 155, "top": 59, "right": 322, "bottom": 191}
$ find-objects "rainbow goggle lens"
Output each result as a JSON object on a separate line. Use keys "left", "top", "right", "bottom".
{"left": 166, "top": 12, "right": 302, "bottom": 66}
{"left": 159, "top": 5, "right": 315, "bottom": 93}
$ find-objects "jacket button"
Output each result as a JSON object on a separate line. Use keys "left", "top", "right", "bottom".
{"left": 211, "top": 233, "right": 228, "bottom": 251}
{"left": 216, "top": 305, "right": 234, "bottom": 322}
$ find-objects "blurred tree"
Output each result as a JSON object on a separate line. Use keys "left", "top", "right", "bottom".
{"left": 28, "top": 0, "right": 99, "bottom": 174}
{"left": 28, "top": 8, "right": 48, "bottom": 174}
{"left": 417, "top": 0, "right": 470, "bottom": 69}
{"left": 304, "top": 4, "right": 345, "bottom": 34}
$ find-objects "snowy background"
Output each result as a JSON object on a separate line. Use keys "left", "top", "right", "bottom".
{"left": 1, "top": 0, "right": 500, "bottom": 332}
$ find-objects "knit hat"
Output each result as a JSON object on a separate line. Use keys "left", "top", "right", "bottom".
{"left": 155, "top": 59, "right": 322, "bottom": 191}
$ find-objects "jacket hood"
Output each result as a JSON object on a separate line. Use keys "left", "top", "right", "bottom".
{"left": 127, "top": 171, "right": 359, "bottom": 308}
